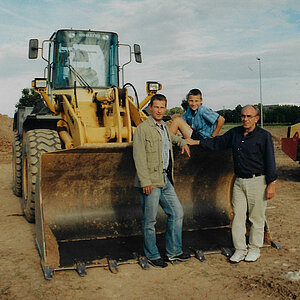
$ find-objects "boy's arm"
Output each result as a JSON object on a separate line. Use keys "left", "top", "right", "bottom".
{"left": 211, "top": 116, "right": 225, "bottom": 137}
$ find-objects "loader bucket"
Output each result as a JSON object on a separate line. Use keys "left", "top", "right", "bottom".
{"left": 174, "top": 146, "right": 235, "bottom": 229}
{"left": 35, "top": 145, "right": 235, "bottom": 277}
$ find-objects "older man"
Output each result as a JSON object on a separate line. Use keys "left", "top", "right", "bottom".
{"left": 133, "top": 94, "right": 190, "bottom": 268}
{"left": 200, "top": 105, "right": 277, "bottom": 263}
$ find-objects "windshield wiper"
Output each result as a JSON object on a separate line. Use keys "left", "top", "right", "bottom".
{"left": 68, "top": 64, "right": 93, "bottom": 93}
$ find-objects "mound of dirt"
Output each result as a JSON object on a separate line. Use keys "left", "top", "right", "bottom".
{"left": 0, "top": 114, "right": 13, "bottom": 153}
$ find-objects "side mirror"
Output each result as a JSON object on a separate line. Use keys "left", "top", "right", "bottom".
{"left": 28, "top": 39, "right": 39, "bottom": 59}
{"left": 134, "top": 44, "right": 142, "bottom": 63}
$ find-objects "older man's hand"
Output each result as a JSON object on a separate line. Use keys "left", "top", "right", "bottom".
{"left": 266, "top": 181, "right": 276, "bottom": 200}
{"left": 181, "top": 144, "right": 190, "bottom": 157}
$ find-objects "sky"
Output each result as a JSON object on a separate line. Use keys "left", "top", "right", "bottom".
{"left": 0, "top": 0, "right": 300, "bottom": 117}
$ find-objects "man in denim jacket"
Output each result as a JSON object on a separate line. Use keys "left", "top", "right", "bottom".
{"left": 133, "top": 94, "right": 190, "bottom": 268}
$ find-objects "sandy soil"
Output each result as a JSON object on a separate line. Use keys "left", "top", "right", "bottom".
{"left": 0, "top": 114, "right": 299, "bottom": 300}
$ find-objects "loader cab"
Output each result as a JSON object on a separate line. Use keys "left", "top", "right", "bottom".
{"left": 50, "top": 30, "right": 119, "bottom": 90}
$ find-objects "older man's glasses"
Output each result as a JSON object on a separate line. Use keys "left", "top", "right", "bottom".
{"left": 241, "top": 114, "right": 257, "bottom": 119}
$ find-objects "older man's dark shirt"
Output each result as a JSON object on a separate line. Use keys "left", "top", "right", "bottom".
{"left": 200, "top": 126, "right": 277, "bottom": 184}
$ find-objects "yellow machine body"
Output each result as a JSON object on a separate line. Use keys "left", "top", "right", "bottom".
{"left": 21, "top": 29, "right": 237, "bottom": 278}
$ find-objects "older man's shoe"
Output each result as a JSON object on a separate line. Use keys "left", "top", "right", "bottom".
{"left": 245, "top": 251, "right": 260, "bottom": 262}
{"left": 229, "top": 250, "right": 247, "bottom": 263}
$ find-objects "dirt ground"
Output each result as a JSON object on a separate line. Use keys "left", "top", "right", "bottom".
{"left": 0, "top": 113, "right": 299, "bottom": 300}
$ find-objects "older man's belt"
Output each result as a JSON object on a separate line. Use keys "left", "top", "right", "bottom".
{"left": 237, "top": 173, "right": 264, "bottom": 179}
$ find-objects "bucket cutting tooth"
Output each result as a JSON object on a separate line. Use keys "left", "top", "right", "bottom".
{"left": 138, "top": 256, "right": 150, "bottom": 270}
{"left": 194, "top": 250, "right": 207, "bottom": 262}
{"left": 76, "top": 263, "right": 87, "bottom": 277}
{"left": 107, "top": 258, "right": 118, "bottom": 274}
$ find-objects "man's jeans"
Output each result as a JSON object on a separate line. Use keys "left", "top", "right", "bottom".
{"left": 139, "top": 174, "right": 184, "bottom": 260}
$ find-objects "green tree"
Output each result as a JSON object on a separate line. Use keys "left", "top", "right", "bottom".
{"left": 264, "top": 105, "right": 300, "bottom": 124}
{"left": 181, "top": 98, "right": 188, "bottom": 111}
{"left": 218, "top": 109, "right": 235, "bottom": 122}
{"left": 233, "top": 104, "right": 243, "bottom": 123}
{"left": 166, "top": 107, "right": 185, "bottom": 116}
{"left": 15, "top": 88, "right": 41, "bottom": 108}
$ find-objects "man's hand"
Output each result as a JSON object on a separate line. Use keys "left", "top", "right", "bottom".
{"left": 142, "top": 185, "right": 153, "bottom": 195}
{"left": 266, "top": 181, "right": 276, "bottom": 200}
{"left": 181, "top": 144, "right": 191, "bottom": 157}
{"left": 185, "top": 138, "right": 200, "bottom": 146}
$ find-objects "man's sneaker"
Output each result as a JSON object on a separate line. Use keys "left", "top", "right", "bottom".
{"left": 245, "top": 251, "right": 260, "bottom": 262}
{"left": 147, "top": 258, "right": 168, "bottom": 268}
{"left": 229, "top": 250, "right": 247, "bottom": 263}
{"left": 168, "top": 252, "right": 191, "bottom": 262}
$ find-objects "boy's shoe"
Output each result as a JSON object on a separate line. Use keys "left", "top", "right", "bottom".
{"left": 229, "top": 250, "right": 247, "bottom": 263}
{"left": 147, "top": 258, "right": 168, "bottom": 268}
{"left": 245, "top": 251, "right": 260, "bottom": 262}
{"left": 168, "top": 252, "right": 191, "bottom": 262}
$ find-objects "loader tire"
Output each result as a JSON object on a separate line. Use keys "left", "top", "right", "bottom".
{"left": 22, "top": 129, "right": 61, "bottom": 223}
{"left": 12, "top": 133, "right": 22, "bottom": 197}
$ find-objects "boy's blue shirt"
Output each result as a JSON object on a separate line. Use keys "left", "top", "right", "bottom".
{"left": 182, "top": 105, "right": 220, "bottom": 139}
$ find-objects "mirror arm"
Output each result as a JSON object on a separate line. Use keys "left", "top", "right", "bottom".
{"left": 118, "top": 43, "right": 132, "bottom": 87}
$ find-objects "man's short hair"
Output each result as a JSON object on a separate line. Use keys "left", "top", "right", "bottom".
{"left": 187, "top": 89, "right": 202, "bottom": 100}
{"left": 242, "top": 105, "right": 260, "bottom": 116}
{"left": 149, "top": 94, "right": 167, "bottom": 106}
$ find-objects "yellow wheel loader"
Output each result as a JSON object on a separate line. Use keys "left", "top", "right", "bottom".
{"left": 12, "top": 29, "right": 236, "bottom": 279}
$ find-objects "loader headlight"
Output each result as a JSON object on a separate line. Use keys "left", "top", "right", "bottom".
{"left": 32, "top": 78, "right": 47, "bottom": 89}
{"left": 146, "top": 81, "right": 162, "bottom": 93}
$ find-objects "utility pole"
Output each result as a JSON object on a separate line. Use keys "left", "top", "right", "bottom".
{"left": 256, "top": 57, "right": 263, "bottom": 128}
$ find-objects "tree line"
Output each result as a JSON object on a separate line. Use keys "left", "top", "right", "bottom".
{"left": 217, "top": 104, "right": 300, "bottom": 124}
{"left": 165, "top": 99, "right": 300, "bottom": 125}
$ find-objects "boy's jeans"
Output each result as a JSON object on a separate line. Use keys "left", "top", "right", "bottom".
{"left": 139, "top": 174, "right": 184, "bottom": 260}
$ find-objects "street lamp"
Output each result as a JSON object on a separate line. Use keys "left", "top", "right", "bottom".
{"left": 256, "top": 57, "right": 263, "bottom": 128}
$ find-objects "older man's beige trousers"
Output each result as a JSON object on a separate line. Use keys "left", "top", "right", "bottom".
{"left": 232, "top": 175, "right": 267, "bottom": 253}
